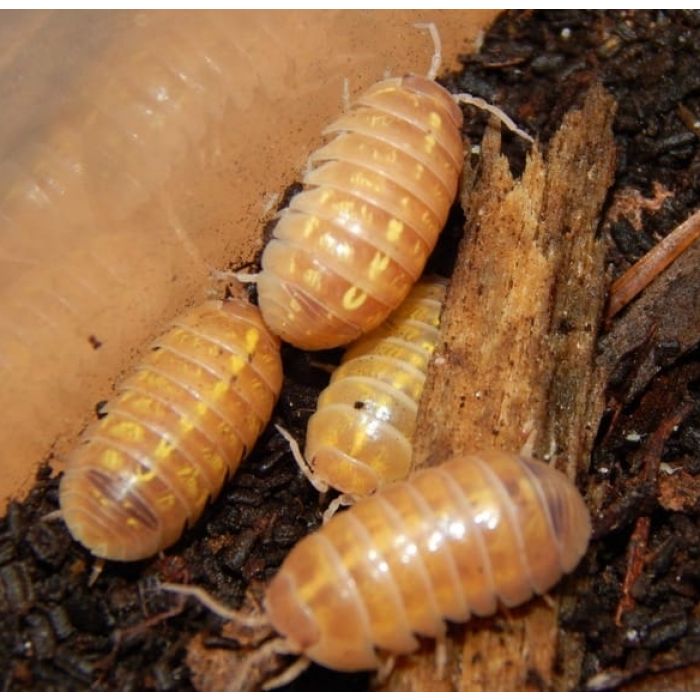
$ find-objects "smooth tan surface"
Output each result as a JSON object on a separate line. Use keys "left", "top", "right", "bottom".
{"left": 0, "top": 10, "right": 498, "bottom": 508}
{"left": 59, "top": 298, "right": 282, "bottom": 561}
{"left": 264, "top": 453, "right": 591, "bottom": 672}
{"left": 305, "top": 277, "right": 446, "bottom": 495}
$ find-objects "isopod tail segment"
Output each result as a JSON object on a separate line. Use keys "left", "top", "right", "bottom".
{"left": 161, "top": 451, "right": 591, "bottom": 691}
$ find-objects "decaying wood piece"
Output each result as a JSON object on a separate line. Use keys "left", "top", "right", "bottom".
{"left": 377, "top": 84, "right": 617, "bottom": 691}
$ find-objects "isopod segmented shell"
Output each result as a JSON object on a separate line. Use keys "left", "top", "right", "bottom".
{"left": 265, "top": 451, "right": 591, "bottom": 672}
{"left": 59, "top": 298, "right": 283, "bottom": 562}
{"left": 257, "top": 74, "right": 464, "bottom": 350}
{"left": 304, "top": 276, "right": 447, "bottom": 496}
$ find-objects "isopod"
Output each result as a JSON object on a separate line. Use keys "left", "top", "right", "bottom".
{"left": 302, "top": 276, "right": 447, "bottom": 497}
{"left": 256, "top": 69, "right": 464, "bottom": 350}
{"left": 255, "top": 24, "right": 532, "bottom": 351}
{"left": 163, "top": 450, "right": 591, "bottom": 687}
{"left": 58, "top": 297, "right": 283, "bottom": 562}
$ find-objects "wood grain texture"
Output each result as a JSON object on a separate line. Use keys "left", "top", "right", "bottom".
{"left": 377, "top": 84, "right": 617, "bottom": 691}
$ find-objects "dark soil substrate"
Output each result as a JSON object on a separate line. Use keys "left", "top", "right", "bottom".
{"left": 2, "top": 9, "right": 699, "bottom": 691}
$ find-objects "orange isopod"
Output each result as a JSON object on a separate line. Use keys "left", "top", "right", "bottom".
{"left": 59, "top": 298, "right": 283, "bottom": 562}
{"left": 256, "top": 73, "right": 464, "bottom": 350}
{"left": 303, "top": 276, "right": 447, "bottom": 497}
{"left": 263, "top": 451, "right": 590, "bottom": 674}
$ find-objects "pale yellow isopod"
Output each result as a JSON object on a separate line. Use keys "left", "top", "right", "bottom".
{"left": 303, "top": 276, "right": 448, "bottom": 497}
{"left": 256, "top": 74, "right": 464, "bottom": 350}
{"left": 164, "top": 451, "right": 591, "bottom": 688}
{"left": 59, "top": 298, "right": 283, "bottom": 561}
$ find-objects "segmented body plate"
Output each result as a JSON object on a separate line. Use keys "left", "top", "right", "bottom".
{"left": 265, "top": 452, "right": 591, "bottom": 671}
{"left": 59, "top": 299, "right": 283, "bottom": 561}
{"left": 304, "top": 277, "right": 447, "bottom": 496}
{"left": 257, "top": 75, "right": 464, "bottom": 350}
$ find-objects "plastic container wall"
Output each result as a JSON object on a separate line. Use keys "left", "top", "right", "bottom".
{"left": 0, "top": 10, "right": 497, "bottom": 508}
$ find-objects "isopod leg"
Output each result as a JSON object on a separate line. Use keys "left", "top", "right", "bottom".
{"left": 232, "top": 271, "right": 261, "bottom": 284}
{"left": 322, "top": 493, "right": 358, "bottom": 523}
{"left": 275, "top": 424, "right": 329, "bottom": 494}
{"left": 261, "top": 652, "right": 312, "bottom": 690}
{"left": 41, "top": 508, "right": 64, "bottom": 522}
{"left": 452, "top": 93, "right": 534, "bottom": 144}
{"left": 520, "top": 423, "right": 537, "bottom": 459}
{"left": 159, "top": 581, "right": 272, "bottom": 643}
{"left": 88, "top": 558, "right": 105, "bottom": 587}
{"left": 434, "top": 636, "right": 448, "bottom": 680}
{"left": 229, "top": 636, "right": 301, "bottom": 691}
{"left": 373, "top": 653, "right": 397, "bottom": 686}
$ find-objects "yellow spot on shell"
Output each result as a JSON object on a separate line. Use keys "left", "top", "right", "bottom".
{"left": 368, "top": 251, "right": 390, "bottom": 281}
{"left": 156, "top": 492, "right": 177, "bottom": 510}
{"left": 228, "top": 355, "right": 246, "bottom": 375}
{"left": 342, "top": 286, "right": 367, "bottom": 311}
{"left": 429, "top": 111, "right": 442, "bottom": 129}
{"left": 132, "top": 395, "right": 150, "bottom": 410}
{"left": 179, "top": 415, "right": 196, "bottom": 433}
{"left": 109, "top": 420, "right": 144, "bottom": 443}
{"left": 212, "top": 380, "right": 232, "bottom": 401}
{"left": 424, "top": 134, "right": 436, "bottom": 154}
{"left": 101, "top": 448, "right": 123, "bottom": 469}
{"left": 207, "top": 452, "right": 226, "bottom": 473}
{"left": 302, "top": 217, "right": 319, "bottom": 237}
{"left": 245, "top": 328, "right": 259, "bottom": 355}
{"left": 350, "top": 170, "right": 380, "bottom": 192}
{"left": 387, "top": 219, "right": 404, "bottom": 242}
{"left": 303, "top": 268, "right": 323, "bottom": 291}
{"left": 153, "top": 439, "right": 175, "bottom": 462}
